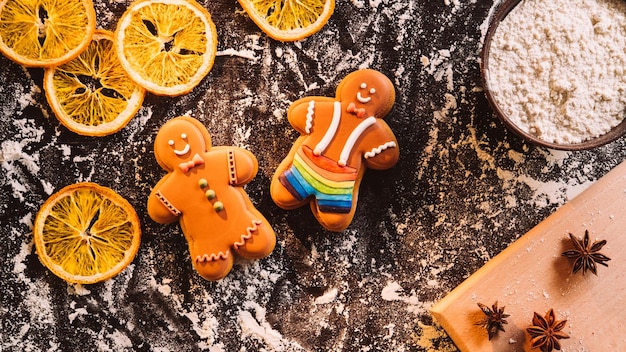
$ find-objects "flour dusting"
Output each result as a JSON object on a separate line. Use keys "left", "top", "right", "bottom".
{"left": 2, "top": 1, "right": 626, "bottom": 351}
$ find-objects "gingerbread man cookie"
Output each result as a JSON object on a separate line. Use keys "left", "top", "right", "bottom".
{"left": 148, "top": 116, "right": 276, "bottom": 281}
{"left": 270, "top": 69, "right": 399, "bottom": 231}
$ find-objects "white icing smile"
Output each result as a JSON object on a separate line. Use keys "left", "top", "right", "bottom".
{"left": 356, "top": 82, "right": 376, "bottom": 103}
{"left": 169, "top": 133, "right": 190, "bottom": 156}
{"left": 357, "top": 92, "right": 372, "bottom": 103}
{"left": 173, "top": 144, "right": 190, "bottom": 156}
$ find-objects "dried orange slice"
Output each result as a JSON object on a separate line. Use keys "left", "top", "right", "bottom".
{"left": 0, "top": 0, "right": 96, "bottom": 67}
{"left": 43, "top": 30, "right": 145, "bottom": 136}
{"left": 114, "top": 0, "right": 218, "bottom": 96}
{"left": 33, "top": 183, "right": 141, "bottom": 284}
{"left": 238, "top": 0, "right": 334, "bottom": 42}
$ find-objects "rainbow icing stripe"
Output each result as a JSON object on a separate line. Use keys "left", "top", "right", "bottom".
{"left": 279, "top": 146, "right": 358, "bottom": 213}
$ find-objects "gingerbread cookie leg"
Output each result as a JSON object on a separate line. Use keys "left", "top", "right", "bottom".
{"left": 194, "top": 255, "right": 234, "bottom": 281}
{"left": 312, "top": 209, "right": 355, "bottom": 232}
{"left": 310, "top": 164, "right": 366, "bottom": 232}
{"left": 232, "top": 218, "right": 276, "bottom": 259}
{"left": 270, "top": 137, "right": 313, "bottom": 209}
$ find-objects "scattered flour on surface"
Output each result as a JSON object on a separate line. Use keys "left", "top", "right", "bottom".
{"left": 9, "top": 243, "right": 59, "bottom": 347}
{"left": 2, "top": 117, "right": 46, "bottom": 202}
{"left": 420, "top": 48, "right": 456, "bottom": 92}
{"left": 487, "top": 0, "right": 626, "bottom": 144}
{"left": 381, "top": 281, "right": 431, "bottom": 314}
{"left": 350, "top": 0, "right": 366, "bottom": 9}
{"left": 314, "top": 288, "right": 339, "bottom": 305}
{"left": 443, "top": 0, "right": 461, "bottom": 9}
{"left": 105, "top": 331, "right": 133, "bottom": 349}
{"left": 238, "top": 301, "right": 304, "bottom": 350}
{"left": 381, "top": 281, "right": 404, "bottom": 301}
{"left": 216, "top": 35, "right": 264, "bottom": 62}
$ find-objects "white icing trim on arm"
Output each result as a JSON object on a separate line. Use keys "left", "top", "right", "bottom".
{"left": 364, "top": 141, "right": 397, "bottom": 159}
{"left": 305, "top": 100, "right": 315, "bottom": 134}
{"left": 314, "top": 101, "right": 342, "bottom": 156}
{"left": 155, "top": 190, "right": 182, "bottom": 216}
{"left": 227, "top": 149, "right": 237, "bottom": 185}
{"left": 338, "top": 116, "right": 377, "bottom": 166}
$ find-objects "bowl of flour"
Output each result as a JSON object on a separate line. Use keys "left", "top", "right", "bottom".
{"left": 481, "top": 0, "right": 626, "bottom": 150}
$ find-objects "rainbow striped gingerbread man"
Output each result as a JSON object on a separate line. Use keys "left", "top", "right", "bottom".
{"left": 271, "top": 69, "right": 399, "bottom": 231}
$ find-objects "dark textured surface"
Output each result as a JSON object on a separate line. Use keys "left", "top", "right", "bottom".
{"left": 1, "top": 1, "right": 625, "bottom": 351}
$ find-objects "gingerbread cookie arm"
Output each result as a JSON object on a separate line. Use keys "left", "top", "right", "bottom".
{"left": 214, "top": 146, "right": 258, "bottom": 186}
{"left": 361, "top": 122, "right": 399, "bottom": 170}
{"left": 270, "top": 135, "right": 312, "bottom": 210}
{"left": 147, "top": 176, "right": 181, "bottom": 224}
{"left": 288, "top": 96, "right": 335, "bottom": 135}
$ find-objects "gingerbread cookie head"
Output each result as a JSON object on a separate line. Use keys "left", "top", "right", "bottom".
{"left": 153, "top": 117, "right": 212, "bottom": 172}
{"left": 336, "top": 69, "right": 396, "bottom": 119}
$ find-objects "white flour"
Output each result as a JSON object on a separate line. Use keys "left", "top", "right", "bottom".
{"left": 486, "top": 0, "right": 626, "bottom": 144}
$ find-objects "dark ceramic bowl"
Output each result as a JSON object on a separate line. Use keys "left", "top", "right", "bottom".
{"left": 480, "top": 0, "right": 626, "bottom": 151}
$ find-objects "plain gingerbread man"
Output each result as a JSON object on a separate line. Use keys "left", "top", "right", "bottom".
{"left": 270, "top": 69, "right": 400, "bottom": 231}
{"left": 148, "top": 116, "right": 276, "bottom": 281}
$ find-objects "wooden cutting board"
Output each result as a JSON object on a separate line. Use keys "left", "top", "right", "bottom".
{"left": 431, "top": 160, "right": 626, "bottom": 351}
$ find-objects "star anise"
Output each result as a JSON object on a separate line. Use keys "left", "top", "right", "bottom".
{"left": 526, "top": 309, "right": 569, "bottom": 352}
{"left": 476, "top": 301, "right": 509, "bottom": 340}
{"left": 561, "top": 230, "right": 611, "bottom": 275}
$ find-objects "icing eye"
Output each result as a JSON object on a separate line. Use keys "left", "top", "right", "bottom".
{"left": 370, "top": 88, "right": 376, "bottom": 94}
{"left": 168, "top": 140, "right": 175, "bottom": 146}
{"left": 181, "top": 133, "right": 187, "bottom": 139}
{"left": 360, "top": 83, "right": 367, "bottom": 89}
